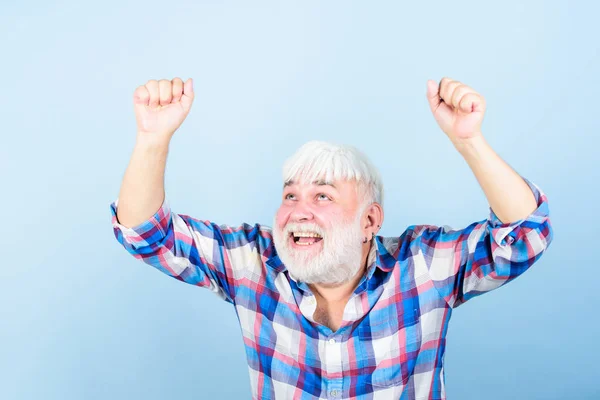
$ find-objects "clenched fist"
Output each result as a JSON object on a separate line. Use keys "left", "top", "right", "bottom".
{"left": 427, "top": 77, "right": 486, "bottom": 143}
{"left": 133, "top": 77, "right": 194, "bottom": 145}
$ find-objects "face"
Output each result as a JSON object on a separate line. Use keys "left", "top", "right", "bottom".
{"left": 272, "top": 179, "right": 367, "bottom": 285}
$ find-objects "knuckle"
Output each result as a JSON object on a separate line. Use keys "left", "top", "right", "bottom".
{"left": 447, "top": 82, "right": 460, "bottom": 97}
{"left": 158, "top": 79, "right": 171, "bottom": 90}
{"left": 145, "top": 81, "right": 158, "bottom": 96}
{"left": 160, "top": 91, "right": 172, "bottom": 101}
{"left": 134, "top": 86, "right": 149, "bottom": 98}
{"left": 172, "top": 80, "right": 183, "bottom": 93}
{"left": 453, "top": 85, "right": 467, "bottom": 98}
{"left": 461, "top": 86, "right": 473, "bottom": 96}
{"left": 158, "top": 80, "right": 173, "bottom": 100}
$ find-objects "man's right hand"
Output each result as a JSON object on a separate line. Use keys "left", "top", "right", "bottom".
{"left": 133, "top": 77, "right": 194, "bottom": 145}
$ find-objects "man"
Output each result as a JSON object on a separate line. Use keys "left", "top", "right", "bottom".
{"left": 110, "top": 77, "right": 553, "bottom": 399}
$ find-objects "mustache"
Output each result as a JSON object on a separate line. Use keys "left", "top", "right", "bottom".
{"left": 282, "top": 222, "right": 326, "bottom": 237}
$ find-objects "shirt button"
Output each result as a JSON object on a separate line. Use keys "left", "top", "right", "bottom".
{"left": 328, "top": 338, "right": 336, "bottom": 345}
{"left": 330, "top": 389, "right": 340, "bottom": 397}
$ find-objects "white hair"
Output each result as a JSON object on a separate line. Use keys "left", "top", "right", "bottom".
{"left": 282, "top": 140, "right": 384, "bottom": 207}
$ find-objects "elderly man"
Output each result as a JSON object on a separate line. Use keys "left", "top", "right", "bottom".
{"left": 110, "top": 77, "right": 553, "bottom": 400}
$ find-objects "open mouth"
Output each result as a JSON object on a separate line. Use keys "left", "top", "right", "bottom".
{"left": 290, "top": 232, "right": 323, "bottom": 246}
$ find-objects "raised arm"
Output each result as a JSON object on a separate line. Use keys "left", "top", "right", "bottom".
{"left": 426, "top": 77, "right": 537, "bottom": 223}
{"left": 116, "top": 77, "right": 194, "bottom": 228}
{"left": 111, "top": 78, "right": 267, "bottom": 304}
{"left": 413, "top": 77, "right": 554, "bottom": 308}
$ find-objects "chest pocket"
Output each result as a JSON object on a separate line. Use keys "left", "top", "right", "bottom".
{"left": 357, "top": 305, "right": 422, "bottom": 388}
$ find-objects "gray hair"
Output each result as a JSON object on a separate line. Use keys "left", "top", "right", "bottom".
{"left": 282, "top": 140, "right": 384, "bottom": 207}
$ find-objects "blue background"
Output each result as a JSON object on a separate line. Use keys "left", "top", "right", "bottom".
{"left": 1, "top": 1, "right": 598, "bottom": 399}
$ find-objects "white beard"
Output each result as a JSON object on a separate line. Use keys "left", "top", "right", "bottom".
{"left": 272, "top": 211, "right": 365, "bottom": 285}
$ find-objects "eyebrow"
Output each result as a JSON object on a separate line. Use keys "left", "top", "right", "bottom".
{"left": 283, "top": 180, "right": 337, "bottom": 189}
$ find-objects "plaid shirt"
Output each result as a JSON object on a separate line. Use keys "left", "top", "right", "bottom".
{"left": 110, "top": 178, "right": 552, "bottom": 400}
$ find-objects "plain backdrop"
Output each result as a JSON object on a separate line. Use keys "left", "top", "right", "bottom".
{"left": 1, "top": 1, "right": 598, "bottom": 399}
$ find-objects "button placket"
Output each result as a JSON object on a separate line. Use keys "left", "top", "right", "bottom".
{"left": 324, "top": 336, "right": 343, "bottom": 399}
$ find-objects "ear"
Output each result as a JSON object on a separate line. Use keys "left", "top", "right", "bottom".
{"left": 362, "top": 202, "right": 384, "bottom": 234}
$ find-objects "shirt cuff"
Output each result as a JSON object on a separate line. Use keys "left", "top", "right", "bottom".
{"left": 488, "top": 177, "right": 550, "bottom": 247}
{"left": 110, "top": 197, "right": 172, "bottom": 249}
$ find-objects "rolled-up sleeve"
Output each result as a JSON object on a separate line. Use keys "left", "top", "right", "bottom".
{"left": 110, "top": 198, "right": 172, "bottom": 252}
{"left": 412, "top": 178, "right": 554, "bottom": 308}
{"left": 110, "top": 198, "right": 265, "bottom": 304}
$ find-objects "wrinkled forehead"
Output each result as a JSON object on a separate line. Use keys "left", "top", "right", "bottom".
{"left": 283, "top": 177, "right": 365, "bottom": 198}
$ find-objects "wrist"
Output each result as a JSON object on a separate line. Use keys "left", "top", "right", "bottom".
{"left": 451, "top": 133, "right": 487, "bottom": 157}
{"left": 135, "top": 133, "right": 171, "bottom": 152}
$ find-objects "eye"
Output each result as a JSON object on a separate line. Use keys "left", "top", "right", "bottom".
{"left": 284, "top": 193, "right": 296, "bottom": 200}
{"left": 317, "top": 193, "right": 331, "bottom": 201}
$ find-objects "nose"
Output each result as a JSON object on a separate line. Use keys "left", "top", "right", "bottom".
{"left": 289, "top": 203, "right": 314, "bottom": 223}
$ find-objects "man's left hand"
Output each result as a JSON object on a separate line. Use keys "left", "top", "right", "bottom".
{"left": 426, "top": 78, "right": 486, "bottom": 143}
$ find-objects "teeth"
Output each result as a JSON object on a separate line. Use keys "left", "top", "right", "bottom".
{"left": 293, "top": 232, "right": 322, "bottom": 238}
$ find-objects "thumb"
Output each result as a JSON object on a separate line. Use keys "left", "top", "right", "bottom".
{"left": 426, "top": 79, "right": 441, "bottom": 113}
{"left": 181, "top": 78, "right": 195, "bottom": 112}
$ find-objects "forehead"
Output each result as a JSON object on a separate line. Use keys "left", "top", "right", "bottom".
{"left": 283, "top": 178, "right": 356, "bottom": 190}
{"left": 283, "top": 179, "right": 363, "bottom": 203}
{"left": 282, "top": 179, "right": 364, "bottom": 212}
